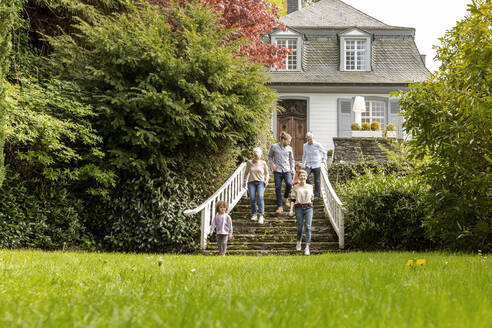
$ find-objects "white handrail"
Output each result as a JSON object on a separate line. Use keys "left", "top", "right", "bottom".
{"left": 184, "top": 162, "right": 247, "bottom": 249}
{"left": 320, "top": 165, "right": 345, "bottom": 249}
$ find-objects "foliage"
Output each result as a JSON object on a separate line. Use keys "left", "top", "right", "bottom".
{"left": 4, "top": 77, "right": 115, "bottom": 195}
{"left": 385, "top": 122, "right": 396, "bottom": 131}
{"left": 396, "top": 0, "right": 492, "bottom": 251}
{"left": 340, "top": 173, "right": 432, "bottom": 250}
{"left": 145, "top": 0, "right": 289, "bottom": 68}
{"left": 47, "top": 2, "right": 277, "bottom": 182}
{"left": 350, "top": 122, "right": 360, "bottom": 131}
{"left": 328, "top": 160, "right": 408, "bottom": 187}
{"left": 361, "top": 122, "right": 370, "bottom": 131}
{"left": 87, "top": 174, "right": 200, "bottom": 253}
{"left": 327, "top": 149, "right": 333, "bottom": 157}
{"left": 370, "top": 121, "right": 380, "bottom": 131}
{"left": 0, "top": 172, "right": 88, "bottom": 249}
{"left": 0, "top": 1, "right": 19, "bottom": 187}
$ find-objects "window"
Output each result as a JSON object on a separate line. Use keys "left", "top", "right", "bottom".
{"left": 345, "top": 39, "right": 367, "bottom": 71}
{"left": 362, "top": 101, "right": 385, "bottom": 128}
{"left": 276, "top": 38, "right": 298, "bottom": 70}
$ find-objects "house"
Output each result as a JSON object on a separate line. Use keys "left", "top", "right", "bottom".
{"left": 268, "top": 0, "right": 430, "bottom": 160}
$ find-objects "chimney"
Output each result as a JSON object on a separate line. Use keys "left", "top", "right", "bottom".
{"left": 420, "top": 54, "right": 426, "bottom": 67}
{"left": 287, "top": 0, "right": 302, "bottom": 14}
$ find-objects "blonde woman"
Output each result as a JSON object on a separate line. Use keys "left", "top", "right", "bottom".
{"left": 243, "top": 147, "right": 269, "bottom": 224}
{"left": 289, "top": 169, "right": 314, "bottom": 256}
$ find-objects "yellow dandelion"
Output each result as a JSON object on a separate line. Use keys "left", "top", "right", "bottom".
{"left": 131, "top": 267, "right": 136, "bottom": 271}
{"left": 416, "top": 259, "right": 426, "bottom": 266}
{"left": 406, "top": 259, "right": 414, "bottom": 266}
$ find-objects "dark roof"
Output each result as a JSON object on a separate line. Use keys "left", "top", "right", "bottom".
{"left": 281, "top": 0, "right": 403, "bottom": 29}
{"left": 269, "top": 38, "right": 430, "bottom": 84}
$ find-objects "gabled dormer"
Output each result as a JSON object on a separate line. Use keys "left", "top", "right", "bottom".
{"left": 270, "top": 28, "right": 304, "bottom": 72}
{"left": 338, "top": 27, "right": 373, "bottom": 72}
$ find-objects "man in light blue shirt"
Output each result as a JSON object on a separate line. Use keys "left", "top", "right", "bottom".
{"left": 268, "top": 132, "right": 295, "bottom": 213}
{"left": 302, "top": 132, "right": 327, "bottom": 199}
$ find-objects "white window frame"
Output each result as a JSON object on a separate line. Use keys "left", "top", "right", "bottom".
{"left": 339, "top": 28, "right": 372, "bottom": 72}
{"left": 276, "top": 38, "right": 299, "bottom": 71}
{"left": 344, "top": 39, "right": 367, "bottom": 71}
{"left": 362, "top": 100, "right": 386, "bottom": 129}
{"left": 271, "top": 29, "right": 303, "bottom": 72}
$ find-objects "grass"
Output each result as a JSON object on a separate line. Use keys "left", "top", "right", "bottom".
{"left": 0, "top": 250, "right": 490, "bottom": 327}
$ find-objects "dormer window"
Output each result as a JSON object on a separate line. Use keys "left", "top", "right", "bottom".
{"left": 270, "top": 28, "right": 303, "bottom": 72}
{"left": 345, "top": 39, "right": 367, "bottom": 70}
{"left": 276, "top": 38, "right": 298, "bottom": 70}
{"left": 339, "top": 28, "right": 372, "bottom": 72}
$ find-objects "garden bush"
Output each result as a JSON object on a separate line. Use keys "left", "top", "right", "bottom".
{"left": 339, "top": 173, "right": 432, "bottom": 250}
{"left": 0, "top": 172, "right": 88, "bottom": 249}
{"left": 328, "top": 161, "right": 406, "bottom": 187}
{"left": 85, "top": 174, "right": 200, "bottom": 253}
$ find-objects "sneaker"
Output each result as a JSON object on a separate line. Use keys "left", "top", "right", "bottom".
{"left": 283, "top": 198, "right": 291, "bottom": 207}
{"left": 251, "top": 214, "right": 257, "bottom": 221}
{"left": 275, "top": 207, "right": 283, "bottom": 213}
{"left": 258, "top": 215, "right": 264, "bottom": 224}
{"left": 296, "top": 241, "right": 302, "bottom": 251}
{"left": 304, "top": 245, "right": 310, "bottom": 256}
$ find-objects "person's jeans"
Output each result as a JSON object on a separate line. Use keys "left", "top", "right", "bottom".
{"left": 274, "top": 171, "right": 293, "bottom": 208}
{"left": 247, "top": 181, "right": 265, "bottom": 215}
{"left": 305, "top": 167, "right": 321, "bottom": 198}
{"left": 295, "top": 206, "right": 313, "bottom": 244}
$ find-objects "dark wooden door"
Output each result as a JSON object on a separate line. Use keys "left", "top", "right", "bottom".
{"left": 277, "top": 99, "right": 307, "bottom": 161}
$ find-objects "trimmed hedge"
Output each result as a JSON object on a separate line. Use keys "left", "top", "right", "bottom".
{"left": 339, "top": 173, "right": 433, "bottom": 251}
{"left": 328, "top": 161, "right": 405, "bottom": 187}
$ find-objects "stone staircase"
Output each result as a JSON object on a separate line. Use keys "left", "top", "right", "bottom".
{"left": 204, "top": 180, "right": 339, "bottom": 255}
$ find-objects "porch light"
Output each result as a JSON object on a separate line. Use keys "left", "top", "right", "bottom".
{"left": 353, "top": 96, "right": 365, "bottom": 126}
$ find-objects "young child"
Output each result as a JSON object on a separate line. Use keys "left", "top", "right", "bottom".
{"left": 293, "top": 161, "right": 303, "bottom": 185}
{"left": 209, "top": 200, "right": 233, "bottom": 256}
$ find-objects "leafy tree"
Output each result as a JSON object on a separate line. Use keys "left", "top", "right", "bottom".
{"left": 47, "top": 1, "right": 277, "bottom": 181}
{"left": 397, "top": 0, "right": 492, "bottom": 251}
{"left": 145, "top": 0, "right": 289, "bottom": 67}
{"left": 0, "top": 1, "right": 19, "bottom": 187}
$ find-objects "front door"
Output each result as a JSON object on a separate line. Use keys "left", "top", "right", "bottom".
{"left": 277, "top": 99, "right": 307, "bottom": 161}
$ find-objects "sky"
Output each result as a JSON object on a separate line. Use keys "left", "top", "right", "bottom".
{"left": 334, "top": 0, "right": 472, "bottom": 72}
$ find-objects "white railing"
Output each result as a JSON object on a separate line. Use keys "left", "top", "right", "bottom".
{"left": 320, "top": 165, "right": 345, "bottom": 249}
{"left": 184, "top": 162, "right": 247, "bottom": 249}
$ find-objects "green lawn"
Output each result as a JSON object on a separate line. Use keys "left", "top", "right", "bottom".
{"left": 0, "top": 250, "right": 490, "bottom": 327}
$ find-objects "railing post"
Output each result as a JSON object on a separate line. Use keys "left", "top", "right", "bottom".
{"left": 200, "top": 210, "right": 207, "bottom": 250}
{"left": 339, "top": 207, "right": 344, "bottom": 249}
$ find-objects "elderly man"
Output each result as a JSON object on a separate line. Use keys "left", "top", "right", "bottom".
{"left": 268, "top": 132, "right": 295, "bottom": 213}
{"left": 302, "top": 132, "right": 327, "bottom": 200}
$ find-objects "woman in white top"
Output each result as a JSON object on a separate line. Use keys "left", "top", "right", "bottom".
{"left": 289, "top": 170, "right": 314, "bottom": 255}
{"left": 243, "top": 147, "right": 269, "bottom": 224}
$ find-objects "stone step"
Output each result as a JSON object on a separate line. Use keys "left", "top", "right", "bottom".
{"left": 232, "top": 220, "right": 332, "bottom": 228}
{"left": 232, "top": 226, "right": 335, "bottom": 235}
{"left": 231, "top": 210, "right": 326, "bottom": 219}
{"left": 206, "top": 241, "right": 338, "bottom": 251}
{"left": 226, "top": 234, "right": 336, "bottom": 242}
{"left": 235, "top": 198, "right": 324, "bottom": 206}
{"left": 202, "top": 249, "right": 334, "bottom": 256}
{"left": 233, "top": 204, "right": 325, "bottom": 212}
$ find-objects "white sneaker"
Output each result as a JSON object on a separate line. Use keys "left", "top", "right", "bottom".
{"left": 296, "top": 241, "right": 302, "bottom": 251}
{"left": 258, "top": 215, "right": 264, "bottom": 224}
{"left": 251, "top": 214, "right": 257, "bottom": 221}
{"left": 304, "top": 245, "right": 310, "bottom": 256}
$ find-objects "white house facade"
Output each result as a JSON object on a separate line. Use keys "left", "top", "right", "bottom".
{"left": 268, "top": 0, "right": 430, "bottom": 160}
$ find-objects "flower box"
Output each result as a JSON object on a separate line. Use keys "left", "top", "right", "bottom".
{"left": 351, "top": 130, "right": 383, "bottom": 138}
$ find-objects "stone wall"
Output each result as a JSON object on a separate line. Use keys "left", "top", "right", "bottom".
{"left": 333, "top": 138, "right": 400, "bottom": 162}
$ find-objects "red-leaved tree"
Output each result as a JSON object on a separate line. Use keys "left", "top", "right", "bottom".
{"left": 145, "top": 0, "right": 289, "bottom": 68}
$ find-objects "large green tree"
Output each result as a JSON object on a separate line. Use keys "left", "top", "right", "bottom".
{"left": 398, "top": 0, "right": 491, "bottom": 251}
{"left": 0, "top": 1, "right": 18, "bottom": 187}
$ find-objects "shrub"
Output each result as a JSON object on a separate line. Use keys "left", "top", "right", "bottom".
{"left": 339, "top": 173, "right": 432, "bottom": 250}
{"left": 86, "top": 174, "right": 200, "bottom": 253}
{"left": 350, "top": 122, "right": 360, "bottom": 131}
{"left": 361, "top": 122, "right": 371, "bottom": 131}
{"left": 327, "top": 149, "right": 333, "bottom": 157}
{"left": 370, "top": 121, "right": 380, "bottom": 131}
{"left": 396, "top": 0, "right": 492, "bottom": 251}
{"left": 0, "top": 172, "right": 88, "bottom": 249}
{"left": 385, "top": 123, "right": 396, "bottom": 131}
{"left": 328, "top": 161, "right": 406, "bottom": 187}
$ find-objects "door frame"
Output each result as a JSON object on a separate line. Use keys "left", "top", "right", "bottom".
{"left": 273, "top": 96, "right": 310, "bottom": 140}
